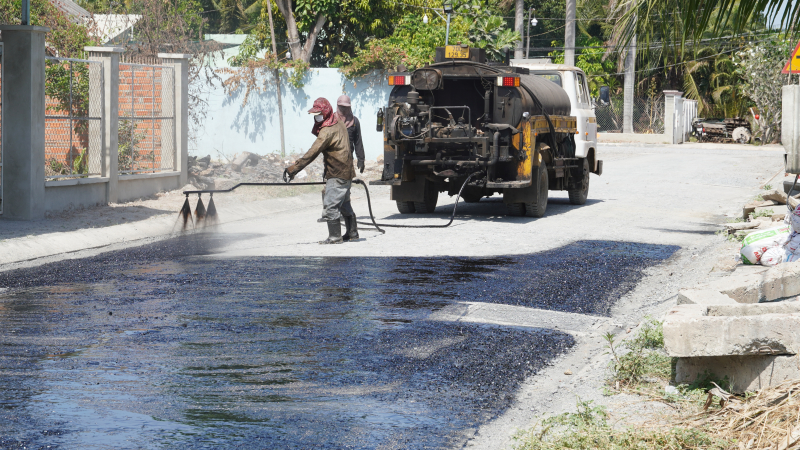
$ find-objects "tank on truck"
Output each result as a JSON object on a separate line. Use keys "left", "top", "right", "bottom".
{"left": 370, "top": 46, "right": 600, "bottom": 219}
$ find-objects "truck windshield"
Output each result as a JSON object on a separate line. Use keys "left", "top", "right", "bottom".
{"left": 533, "top": 73, "right": 562, "bottom": 87}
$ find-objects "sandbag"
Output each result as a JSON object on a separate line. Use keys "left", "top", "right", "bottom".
{"left": 740, "top": 225, "right": 791, "bottom": 265}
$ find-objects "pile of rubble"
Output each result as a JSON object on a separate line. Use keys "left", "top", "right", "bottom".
{"left": 723, "top": 189, "right": 797, "bottom": 239}
{"left": 187, "top": 152, "right": 385, "bottom": 190}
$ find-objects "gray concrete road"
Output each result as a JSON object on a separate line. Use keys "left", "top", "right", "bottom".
{"left": 0, "top": 143, "right": 786, "bottom": 449}
{"left": 205, "top": 143, "right": 784, "bottom": 259}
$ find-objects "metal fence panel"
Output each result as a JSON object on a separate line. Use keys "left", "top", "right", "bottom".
{"left": 633, "top": 95, "right": 665, "bottom": 134}
{"left": 118, "top": 61, "right": 175, "bottom": 174}
{"left": 44, "top": 56, "right": 104, "bottom": 179}
{"left": 596, "top": 95, "right": 665, "bottom": 134}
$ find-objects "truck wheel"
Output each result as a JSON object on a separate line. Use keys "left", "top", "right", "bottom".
{"left": 413, "top": 183, "right": 438, "bottom": 213}
{"left": 568, "top": 159, "right": 590, "bottom": 205}
{"left": 525, "top": 162, "right": 548, "bottom": 218}
{"left": 506, "top": 202, "right": 525, "bottom": 216}
{"left": 396, "top": 201, "right": 415, "bottom": 214}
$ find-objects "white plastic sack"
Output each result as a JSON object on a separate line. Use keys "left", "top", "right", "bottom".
{"left": 760, "top": 232, "right": 800, "bottom": 266}
{"left": 761, "top": 247, "right": 788, "bottom": 266}
{"left": 740, "top": 225, "right": 791, "bottom": 265}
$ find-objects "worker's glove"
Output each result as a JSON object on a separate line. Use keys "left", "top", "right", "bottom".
{"left": 357, "top": 159, "right": 365, "bottom": 174}
{"left": 283, "top": 166, "right": 296, "bottom": 183}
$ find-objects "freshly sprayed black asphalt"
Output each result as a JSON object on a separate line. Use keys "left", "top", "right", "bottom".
{"left": 0, "top": 237, "right": 678, "bottom": 449}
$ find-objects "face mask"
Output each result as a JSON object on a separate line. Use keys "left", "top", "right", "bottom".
{"left": 314, "top": 114, "right": 324, "bottom": 123}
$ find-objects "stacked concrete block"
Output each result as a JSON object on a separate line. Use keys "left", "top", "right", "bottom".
{"left": 665, "top": 262, "right": 800, "bottom": 393}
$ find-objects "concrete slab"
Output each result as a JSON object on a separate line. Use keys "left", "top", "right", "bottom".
{"left": 675, "top": 354, "right": 800, "bottom": 393}
{"left": 664, "top": 304, "right": 800, "bottom": 357}
{"left": 677, "top": 289, "right": 737, "bottom": 305}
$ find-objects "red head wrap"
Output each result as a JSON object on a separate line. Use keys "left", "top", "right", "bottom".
{"left": 308, "top": 97, "right": 338, "bottom": 136}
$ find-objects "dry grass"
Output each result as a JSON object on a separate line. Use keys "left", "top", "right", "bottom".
{"left": 685, "top": 380, "right": 800, "bottom": 450}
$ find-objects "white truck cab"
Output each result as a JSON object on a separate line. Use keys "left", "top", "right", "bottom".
{"left": 510, "top": 59, "right": 601, "bottom": 175}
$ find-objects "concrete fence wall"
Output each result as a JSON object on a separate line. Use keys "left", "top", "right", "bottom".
{"left": 0, "top": 25, "right": 189, "bottom": 220}
{"left": 194, "top": 68, "right": 392, "bottom": 161}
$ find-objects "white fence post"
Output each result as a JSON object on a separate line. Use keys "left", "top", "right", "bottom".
{"left": 85, "top": 46, "right": 123, "bottom": 203}
{"left": 683, "top": 99, "right": 697, "bottom": 142}
{"left": 158, "top": 53, "right": 190, "bottom": 186}
{"left": 663, "top": 90, "right": 684, "bottom": 144}
{"left": 0, "top": 25, "right": 49, "bottom": 220}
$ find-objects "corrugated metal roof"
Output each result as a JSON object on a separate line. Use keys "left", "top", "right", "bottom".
{"left": 49, "top": 0, "right": 91, "bottom": 20}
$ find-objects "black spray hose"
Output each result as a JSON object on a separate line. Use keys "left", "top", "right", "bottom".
{"left": 181, "top": 172, "right": 479, "bottom": 233}
{"left": 353, "top": 172, "right": 478, "bottom": 230}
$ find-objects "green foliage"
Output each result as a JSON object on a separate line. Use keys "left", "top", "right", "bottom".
{"left": 736, "top": 38, "right": 799, "bottom": 143}
{"left": 549, "top": 37, "right": 620, "bottom": 97}
{"left": 763, "top": 184, "right": 773, "bottom": 190}
{"left": 468, "top": 15, "right": 521, "bottom": 61}
{"left": 514, "top": 399, "right": 730, "bottom": 449}
{"left": 605, "top": 318, "right": 671, "bottom": 387}
{"left": 73, "top": 148, "right": 88, "bottom": 175}
{"left": 118, "top": 120, "right": 147, "bottom": 172}
{"left": 332, "top": 0, "right": 520, "bottom": 78}
{"left": 0, "top": 0, "right": 94, "bottom": 57}
{"left": 332, "top": 13, "right": 470, "bottom": 78}
{"left": 631, "top": 316, "right": 664, "bottom": 349}
{"left": 750, "top": 208, "right": 775, "bottom": 219}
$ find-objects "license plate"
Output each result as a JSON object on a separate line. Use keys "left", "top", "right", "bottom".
{"left": 444, "top": 46, "right": 470, "bottom": 59}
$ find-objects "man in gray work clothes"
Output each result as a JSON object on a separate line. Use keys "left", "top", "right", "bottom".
{"left": 285, "top": 97, "right": 359, "bottom": 244}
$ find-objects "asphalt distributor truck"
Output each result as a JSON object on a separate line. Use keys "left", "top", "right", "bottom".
{"left": 371, "top": 46, "right": 602, "bottom": 217}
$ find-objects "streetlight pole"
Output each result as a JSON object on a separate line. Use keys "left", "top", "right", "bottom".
{"left": 21, "top": 0, "right": 30, "bottom": 25}
{"left": 444, "top": 1, "right": 453, "bottom": 46}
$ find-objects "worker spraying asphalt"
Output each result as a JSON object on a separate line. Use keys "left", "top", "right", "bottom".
{"left": 284, "top": 97, "right": 359, "bottom": 245}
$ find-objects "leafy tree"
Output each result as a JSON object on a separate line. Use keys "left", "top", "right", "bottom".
{"left": 736, "top": 38, "right": 799, "bottom": 143}
{"left": 332, "top": 1, "right": 520, "bottom": 78}
{"left": 332, "top": 13, "right": 471, "bottom": 78}
{"left": 0, "top": 0, "right": 95, "bottom": 57}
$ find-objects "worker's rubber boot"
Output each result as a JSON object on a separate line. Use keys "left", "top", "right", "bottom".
{"left": 342, "top": 215, "right": 359, "bottom": 242}
{"left": 320, "top": 220, "right": 344, "bottom": 244}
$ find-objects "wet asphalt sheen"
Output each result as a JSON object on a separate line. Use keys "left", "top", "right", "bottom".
{"left": 0, "top": 236, "right": 677, "bottom": 449}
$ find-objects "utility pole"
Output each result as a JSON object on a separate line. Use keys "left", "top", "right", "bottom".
{"left": 565, "top": 0, "right": 576, "bottom": 65}
{"left": 526, "top": 8, "right": 531, "bottom": 59}
{"left": 514, "top": 0, "right": 524, "bottom": 59}
{"left": 623, "top": 19, "right": 636, "bottom": 134}
{"left": 266, "top": 0, "right": 286, "bottom": 156}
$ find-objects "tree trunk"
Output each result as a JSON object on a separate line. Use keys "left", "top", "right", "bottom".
{"left": 273, "top": 0, "right": 326, "bottom": 63}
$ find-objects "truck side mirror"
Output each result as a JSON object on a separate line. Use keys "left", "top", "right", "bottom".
{"left": 376, "top": 107, "right": 384, "bottom": 132}
{"left": 598, "top": 86, "right": 610, "bottom": 105}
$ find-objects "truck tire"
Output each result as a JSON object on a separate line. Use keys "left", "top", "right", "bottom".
{"left": 413, "top": 183, "right": 438, "bottom": 213}
{"left": 568, "top": 159, "right": 590, "bottom": 205}
{"left": 525, "top": 162, "right": 548, "bottom": 218}
{"left": 506, "top": 202, "right": 525, "bottom": 216}
{"left": 396, "top": 201, "right": 415, "bottom": 214}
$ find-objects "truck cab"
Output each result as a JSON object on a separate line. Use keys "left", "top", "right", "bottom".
{"left": 509, "top": 60, "right": 601, "bottom": 175}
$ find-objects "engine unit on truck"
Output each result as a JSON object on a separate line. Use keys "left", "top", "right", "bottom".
{"left": 370, "top": 46, "right": 598, "bottom": 218}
